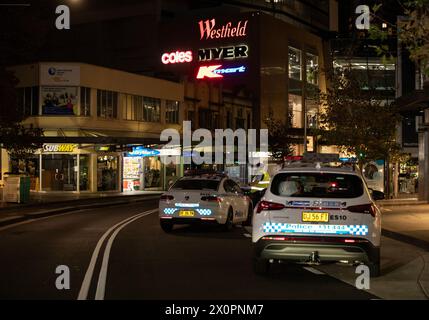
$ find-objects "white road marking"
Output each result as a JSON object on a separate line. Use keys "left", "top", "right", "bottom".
{"left": 77, "top": 208, "right": 157, "bottom": 300}
{"left": 244, "top": 233, "right": 252, "bottom": 238}
{"left": 94, "top": 208, "right": 157, "bottom": 300}
{"left": 303, "top": 266, "right": 326, "bottom": 275}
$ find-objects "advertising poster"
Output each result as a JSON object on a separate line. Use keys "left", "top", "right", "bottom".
{"left": 41, "top": 86, "right": 78, "bottom": 115}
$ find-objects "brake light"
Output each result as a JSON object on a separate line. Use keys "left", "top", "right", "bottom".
{"left": 201, "top": 196, "right": 222, "bottom": 202}
{"left": 256, "top": 201, "right": 285, "bottom": 213}
{"left": 347, "top": 204, "right": 376, "bottom": 217}
{"left": 160, "top": 195, "right": 174, "bottom": 201}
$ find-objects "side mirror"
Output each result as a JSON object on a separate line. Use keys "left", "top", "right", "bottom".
{"left": 371, "top": 189, "right": 385, "bottom": 201}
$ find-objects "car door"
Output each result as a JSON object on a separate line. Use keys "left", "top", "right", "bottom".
{"left": 230, "top": 180, "right": 248, "bottom": 222}
{"left": 222, "top": 179, "right": 239, "bottom": 221}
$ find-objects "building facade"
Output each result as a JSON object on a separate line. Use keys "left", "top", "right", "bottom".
{"left": 1, "top": 62, "right": 184, "bottom": 193}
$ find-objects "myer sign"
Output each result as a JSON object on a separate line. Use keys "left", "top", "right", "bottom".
{"left": 40, "top": 64, "right": 80, "bottom": 86}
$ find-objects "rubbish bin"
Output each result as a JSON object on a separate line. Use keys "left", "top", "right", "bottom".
{"left": 3, "top": 174, "right": 31, "bottom": 203}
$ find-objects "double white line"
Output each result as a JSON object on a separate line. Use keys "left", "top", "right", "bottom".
{"left": 77, "top": 208, "right": 158, "bottom": 300}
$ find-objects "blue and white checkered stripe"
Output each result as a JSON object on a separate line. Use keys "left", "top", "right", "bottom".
{"left": 163, "top": 208, "right": 177, "bottom": 215}
{"left": 197, "top": 209, "right": 212, "bottom": 216}
{"left": 263, "top": 222, "right": 369, "bottom": 236}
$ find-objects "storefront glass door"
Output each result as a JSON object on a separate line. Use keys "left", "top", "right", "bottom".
{"left": 42, "top": 154, "right": 77, "bottom": 191}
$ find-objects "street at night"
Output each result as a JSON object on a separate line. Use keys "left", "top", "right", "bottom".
{"left": 1, "top": 0, "right": 429, "bottom": 314}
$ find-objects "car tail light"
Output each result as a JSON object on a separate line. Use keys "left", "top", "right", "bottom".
{"left": 256, "top": 200, "right": 285, "bottom": 213}
{"left": 347, "top": 204, "right": 376, "bottom": 217}
{"left": 201, "top": 196, "right": 222, "bottom": 202}
{"left": 160, "top": 194, "right": 174, "bottom": 201}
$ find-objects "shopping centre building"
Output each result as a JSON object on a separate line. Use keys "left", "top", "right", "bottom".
{"left": 0, "top": 62, "right": 184, "bottom": 193}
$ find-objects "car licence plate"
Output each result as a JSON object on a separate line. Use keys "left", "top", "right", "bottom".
{"left": 179, "top": 210, "right": 195, "bottom": 217}
{"left": 302, "top": 212, "right": 329, "bottom": 222}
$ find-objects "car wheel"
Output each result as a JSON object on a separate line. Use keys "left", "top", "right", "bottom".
{"left": 160, "top": 220, "right": 173, "bottom": 233}
{"left": 222, "top": 208, "right": 234, "bottom": 231}
{"left": 253, "top": 257, "right": 269, "bottom": 274}
{"left": 243, "top": 204, "right": 253, "bottom": 226}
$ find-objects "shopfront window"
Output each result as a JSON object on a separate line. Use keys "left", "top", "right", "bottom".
{"left": 288, "top": 47, "right": 302, "bottom": 80}
{"left": 79, "top": 155, "right": 90, "bottom": 191}
{"left": 306, "top": 53, "right": 319, "bottom": 85}
{"left": 306, "top": 98, "right": 319, "bottom": 129}
{"left": 144, "top": 157, "right": 161, "bottom": 189}
{"left": 143, "top": 97, "right": 160, "bottom": 122}
{"left": 10, "top": 157, "right": 40, "bottom": 191}
{"left": 123, "top": 157, "right": 142, "bottom": 191}
{"left": 97, "top": 155, "right": 118, "bottom": 191}
{"left": 42, "top": 154, "right": 77, "bottom": 191}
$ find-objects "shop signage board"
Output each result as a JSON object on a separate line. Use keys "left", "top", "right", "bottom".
{"left": 126, "top": 146, "right": 161, "bottom": 157}
{"left": 40, "top": 64, "right": 80, "bottom": 86}
{"left": 43, "top": 144, "right": 77, "bottom": 152}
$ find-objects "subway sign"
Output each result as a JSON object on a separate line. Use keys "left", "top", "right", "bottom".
{"left": 43, "top": 144, "right": 76, "bottom": 152}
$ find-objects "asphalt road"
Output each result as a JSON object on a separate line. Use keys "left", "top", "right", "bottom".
{"left": 0, "top": 200, "right": 377, "bottom": 300}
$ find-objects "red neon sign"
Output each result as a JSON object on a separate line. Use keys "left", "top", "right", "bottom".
{"left": 198, "top": 18, "right": 248, "bottom": 40}
{"left": 196, "top": 65, "right": 223, "bottom": 79}
{"left": 161, "top": 51, "right": 193, "bottom": 64}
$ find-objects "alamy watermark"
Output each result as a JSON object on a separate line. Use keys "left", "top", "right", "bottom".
{"left": 160, "top": 121, "right": 269, "bottom": 174}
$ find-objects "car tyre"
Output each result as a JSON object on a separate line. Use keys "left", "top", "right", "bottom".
{"left": 222, "top": 208, "right": 234, "bottom": 231}
{"left": 160, "top": 220, "right": 174, "bottom": 233}
{"left": 253, "top": 257, "right": 269, "bottom": 274}
{"left": 243, "top": 204, "right": 253, "bottom": 226}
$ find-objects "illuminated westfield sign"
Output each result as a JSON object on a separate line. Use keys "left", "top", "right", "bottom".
{"left": 196, "top": 65, "right": 246, "bottom": 79}
{"left": 198, "top": 18, "right": 248, "bottom": 40}
{"left": 161, "top": 50, "right": 193, "bottom": 64}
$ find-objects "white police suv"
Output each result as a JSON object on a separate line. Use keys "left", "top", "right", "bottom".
{"left": 252, "top": 156, "right": 382, "bottom": 277}
{"left": 159, "top": 173, "right": 252, "bottom": 232}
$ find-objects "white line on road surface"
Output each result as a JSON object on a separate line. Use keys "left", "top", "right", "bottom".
{"left": 94, "top": 208, "right": 158, "bottom": 300}
{"left": 243, "top": 233, "right": 252, "bottom": 238}
{"left": 303, "top": 266, "right": 326, "bottom": 275}
{"left": 77, "top": 208, "right": 157, "bottom": 300}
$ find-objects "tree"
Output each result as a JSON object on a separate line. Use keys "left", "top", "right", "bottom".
{"left": 0, "top": 3, "right": 49, "bottom": 159}
{"left": 369, "top": 0, "right": 429, "bottom": 76}
{"left": 316, "top": 65, "right": 401, "bottom": 171}
{"left": 263, "top": 110, "right": 295, "bottom": 161}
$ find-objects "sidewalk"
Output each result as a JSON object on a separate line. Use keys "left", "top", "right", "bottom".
{"left": 0, "top": 190, "right": 163, "bottom": 228}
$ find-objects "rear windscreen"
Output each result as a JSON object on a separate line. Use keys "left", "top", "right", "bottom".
{"left": 171, "top": 179, "right": 220, "bottom": 191}
{"left": 271, "top": 173, "right": 364, "bottom": 198}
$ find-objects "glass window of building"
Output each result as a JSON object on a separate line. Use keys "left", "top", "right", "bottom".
{"left": 97, "top": 155, "right": 118, "bottom": 191}
{"left": 289, "top": 94, "right": 303, "bottom": 128}
{"left": 288, "top": 47, "right": 302, "bottom": 80}
{"left": 306, "top": 53, "right": 319, "bottom": 85}
{"left": 79, "top": 155, "right": 90, "bottom": 191}
{"left": 306, "top": 98, "right": 319, "bottom": 129}
{"left": 166, "top": 100, "right": 179, "bottom": 124}
{"left": 143, "top": 97, "right": 161, "bottom": 122}
{"left": 16, "top": 86, "right": 39, "bottom": 116}
{"left": 123, "top": 94, "right": 144, "bottom": 121}
{"left": 97, "top": 90, "right": 118, "bottom": 119}
{"left": 80, "top": 87, "right": 91, "bottom": 116}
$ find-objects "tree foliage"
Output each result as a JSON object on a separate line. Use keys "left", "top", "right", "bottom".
{"left": 369, "top": 0, "right": 429, "bottom": 75}
{"left": 316, "top": 66, "right": 401, "bottom": 168}
{"left": 264, "top": 110, "right": 295, "bottom": 161}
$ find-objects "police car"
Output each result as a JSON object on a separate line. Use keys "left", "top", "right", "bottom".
{"left": 252, "top": 154, "right": 383, "bottom": 277}
{"left": 159, "top": 173, "right": 253, "bottom": 232}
